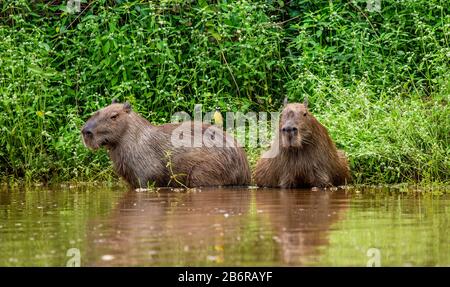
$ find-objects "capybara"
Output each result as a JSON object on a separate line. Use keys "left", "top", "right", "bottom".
{"left": 81, "top": 102, "right": 251, "bottom": 188}
{"left": 254, "top": 98, "right": 350, "bottom": 188}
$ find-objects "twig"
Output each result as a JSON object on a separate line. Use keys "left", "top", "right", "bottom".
{"left": 220, "top": 49, "right": 241, "bottom": 98}
{"left": 165, "top": 151, "right": 188, "bottom": 188}
{"left": 277, "top": 15, "right": 301, "bottom": 26}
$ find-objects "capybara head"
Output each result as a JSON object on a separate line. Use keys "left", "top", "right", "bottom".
{"left": 81, "top": 101, "right": 132, "bottom": 150}
{"left": 280, "top": 98, "right": 313, "bottom": 149}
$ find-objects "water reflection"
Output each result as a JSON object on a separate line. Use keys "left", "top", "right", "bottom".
{"left": 0, "top": 184, "right": 449, "bottom": 266}
{"left": 86, "top": 189, "right": 254, "bottom": 266}
{"left": 0, "top": 184, "right": 123, "bottom": 266}
{"left": 254, "top": 190, "right": 349, "bottom": 265}
{"left": 85, "top": 188, "right": 349, "bottom": 266}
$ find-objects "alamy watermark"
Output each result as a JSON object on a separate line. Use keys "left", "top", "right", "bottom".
{"left": 366, "top": 248, "right": 381, "bottom": 267}
{"left": 66, "top": 248, "right": 81, "bottom": 267}
{"left": 67, "top": 0, "right": 81, "bottom": 14}
{"left": 366, "top": 0, "right": 381, "bottom": 12}
{"left": 168, "top": 104, "right": 281, "bottom": 158}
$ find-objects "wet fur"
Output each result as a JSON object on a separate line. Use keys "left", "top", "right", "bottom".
{"left": 82, "top": 103, "right": 251, "bottom": 188}
{"left": 254, "top": 103, "right": 350, "bottom": 188}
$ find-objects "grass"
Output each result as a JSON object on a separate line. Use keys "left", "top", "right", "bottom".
{"left": 0, "top": 0, "right": 448, "bottom": 185}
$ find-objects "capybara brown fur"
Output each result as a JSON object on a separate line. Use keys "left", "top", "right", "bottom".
{"left": 81, "top": 102, "right": 251, "bottom": 188}
{"left": 254, "top": 99, "right": 350, "bottom": 188}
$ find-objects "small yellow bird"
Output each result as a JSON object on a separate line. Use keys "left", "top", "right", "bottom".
{"left": 213, "top": 106, "right": 223, "bottom": 128}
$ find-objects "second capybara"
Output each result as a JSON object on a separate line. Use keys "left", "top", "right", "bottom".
{"left": 254, "top": 98, "right": 350, "bottom": 188}
{"left": 81, "top": 102, "right": 251, "bottom": 188}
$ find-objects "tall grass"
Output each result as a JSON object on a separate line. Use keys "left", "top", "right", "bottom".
{"left": 0, "top": 0, "right": 448, "bottom": 184}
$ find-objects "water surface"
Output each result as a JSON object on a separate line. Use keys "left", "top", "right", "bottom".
{"left": 0, "top": 184, "right": 448, "bottom": 266}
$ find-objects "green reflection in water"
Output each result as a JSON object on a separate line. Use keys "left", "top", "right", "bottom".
{"left": 0, "top": 184, "right": 449, "bottom": 266}
{"left": 0, "top": 184, "right": 124, "bottom": 266}
{"left": 315, "top": 192, "right": 450, "bottom": 266}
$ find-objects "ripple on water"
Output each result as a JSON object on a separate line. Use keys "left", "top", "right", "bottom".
{"left": 0, "top": 184, "right": 449, "bottom": 266}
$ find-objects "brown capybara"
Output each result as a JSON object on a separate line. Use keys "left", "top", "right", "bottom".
{"left": 254, "top": 98, "right": 350, "bottom": 188}
{"left": 81, "top": 102, "right": 251, "bottom": 188}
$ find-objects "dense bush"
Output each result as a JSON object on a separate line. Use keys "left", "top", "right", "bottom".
{"left": 0, "top": 0, "right": 448, "bottom": 183}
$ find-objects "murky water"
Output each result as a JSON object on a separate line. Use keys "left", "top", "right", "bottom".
{"left": 0, "top": 184, "right": 449, "bottom": 266}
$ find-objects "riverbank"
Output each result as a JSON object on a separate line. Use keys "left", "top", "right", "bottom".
{"left": 0, "top": 0, "right": 448, "bottom": 184}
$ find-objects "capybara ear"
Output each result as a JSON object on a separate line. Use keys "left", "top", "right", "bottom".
{"left": 303, "top": 97, "right": 309, "bottom": 109}
{"left": 123, "top": 102, "right": 132, "bottom": 113}
{"left": 112, "top": 98, "right": 118, "bottom": 104}
{"left": 283, "top": 97, "right": 289, "bottom": 107}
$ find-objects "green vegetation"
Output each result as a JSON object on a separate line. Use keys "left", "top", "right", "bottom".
{"left": 0, "top": 0, "right": 448, "bottom": 184}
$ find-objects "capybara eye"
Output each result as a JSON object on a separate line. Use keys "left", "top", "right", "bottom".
{"left": 303, "top": 112, "right": 307, "bottom": 116}
{"left": 110, "top": 114, "right": 119, "bottom": 120}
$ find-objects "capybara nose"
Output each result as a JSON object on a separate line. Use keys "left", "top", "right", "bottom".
{"left": 282, "top": 126, "right": 298, "bottom": 133}
{"left": 82, "top": 127, "right": 93, "bottom": 137}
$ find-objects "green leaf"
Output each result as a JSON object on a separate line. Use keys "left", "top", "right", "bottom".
{"left": 103, "top": 41, "right": 110, "bottom": 54}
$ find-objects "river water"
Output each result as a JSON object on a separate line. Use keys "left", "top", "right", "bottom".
{"left": 0, "top": 184, "right": 448, "bottom": 266}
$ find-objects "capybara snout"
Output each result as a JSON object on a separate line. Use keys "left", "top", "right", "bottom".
{"left": 82, "top": 103, "right": 131, "bottom": 150}
{"left": 279, "top": 103, "right": 311, "bottom": 148}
